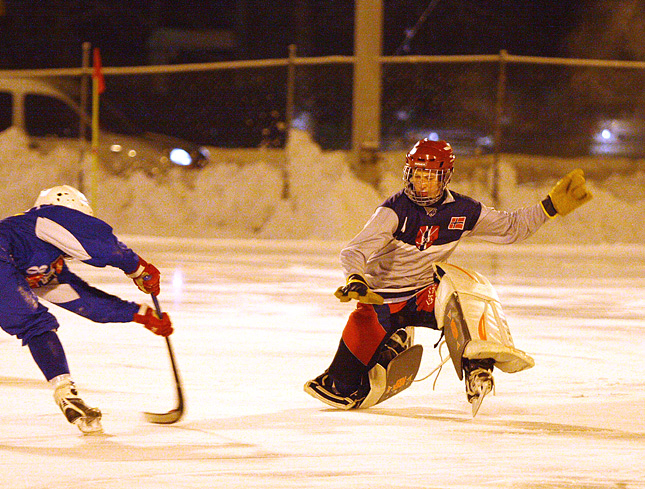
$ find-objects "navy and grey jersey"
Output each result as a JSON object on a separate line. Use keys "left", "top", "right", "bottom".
{"left": 339, "top": 189, "right": 548, "bottom": 295}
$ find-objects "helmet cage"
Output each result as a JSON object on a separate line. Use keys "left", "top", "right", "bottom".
{"left": 403, "top": 166, "right": 453, "bottom": 206}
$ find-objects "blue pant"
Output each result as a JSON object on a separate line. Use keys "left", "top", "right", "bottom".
{"left": 1, "top": 259, "right": 139, "bottom": 346}
{"left": 0, "top": 258, "right": 59, "bottom": 345}
{"left": 2, "top": 254, "right": 141, "bottom": 381}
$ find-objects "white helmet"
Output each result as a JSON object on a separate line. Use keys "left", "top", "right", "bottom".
{"left": 34, "top": 185, "right": 94, "bottom": 216}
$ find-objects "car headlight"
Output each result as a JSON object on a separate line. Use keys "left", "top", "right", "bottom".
{"left": 169, "top": 148, "right": 192, "bottom": 166}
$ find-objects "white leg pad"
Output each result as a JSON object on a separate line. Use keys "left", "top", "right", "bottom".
{"left": 464, "top": 339, "right": 535, "bottom": 373}
{"left": 434, "top": 262, "right": 534, "bottom": 374}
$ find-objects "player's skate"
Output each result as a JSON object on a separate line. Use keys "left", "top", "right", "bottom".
{"left": 377, "top": 328, "right": 413, "bottom": 366}
{"left": 464, "top": 361, "right": 495, "bottom": 417}
{"left": 304, "top": 371, "right": 367, "bottom": 410}
{"left": 53, "top": 378, "right": 103, "bottom": 434}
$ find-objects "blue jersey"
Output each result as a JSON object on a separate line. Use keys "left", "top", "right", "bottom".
{"left": 0, "top": 205, "right": 141, "bottom": 344}
{"left": 0, "top": 205, "right": 139, "bottom": 285}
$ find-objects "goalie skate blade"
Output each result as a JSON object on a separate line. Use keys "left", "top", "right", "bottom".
{"left": 470, "top": 384, "right": 492, "bottom": 417}
{"left": 144, "top": 408, "right": 183, "bottom": 425}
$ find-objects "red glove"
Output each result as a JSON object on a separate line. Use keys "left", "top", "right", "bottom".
{"left": 133, "top": 305, "right": 173, "bottom": 337}
{"left": 126, "top": 257, "right": 161, "bottom": 296}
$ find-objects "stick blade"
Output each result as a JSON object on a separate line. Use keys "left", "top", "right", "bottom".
{"left": 144, "top": 408, "right": 183, "bottom": 424}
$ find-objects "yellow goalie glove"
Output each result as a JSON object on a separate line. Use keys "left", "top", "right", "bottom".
{"left": 541, "top": 168, "right": 593, "bottom": 217}
{"left": 334, "top": 274, "right": 384, "bottom": 305}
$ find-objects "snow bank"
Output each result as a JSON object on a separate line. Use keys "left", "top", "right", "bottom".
{"left": 1, "top": 127, "right": 644, "bottom": 243}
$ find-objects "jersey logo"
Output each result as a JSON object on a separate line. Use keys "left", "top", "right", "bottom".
{"left": 26, "top": 255, "right": 65, "bottom": 288}
{"left": 448, "top": 216, "right": 466, "bottom": 230}
{"left": 416, "top": 225, "right": 439, "bottom": 251}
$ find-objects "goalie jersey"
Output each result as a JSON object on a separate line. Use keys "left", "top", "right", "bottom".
{"left": 340, "top": 189, "right": 548, "bottom": 296}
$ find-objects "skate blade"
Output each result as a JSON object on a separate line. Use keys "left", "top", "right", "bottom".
{"left": 303, "top": 382, "right": 358, "bottom": 410}
{"left": 75, "top": 416, "right": 104, "bottom": 435}
{"left": 470, "top": 384, "right": 492, "bottom": 417}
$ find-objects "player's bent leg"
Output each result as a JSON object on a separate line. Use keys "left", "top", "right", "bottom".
{"left": 433, "top": 262, "right": 535, "bottom": 415}
{"left": 51, "top": 374, "right": 103, "bottom": 434}
{"left": 305, "top": 328, "right": 422, "bottom": 410}
{"left": 304, "top": 342, "right": 371, "bottom": 409}
{"left": 433, "top": 262, "right": 535, "bottom": 375}
{"left": 305, "top": 302, "right": 392, "bottom": 409}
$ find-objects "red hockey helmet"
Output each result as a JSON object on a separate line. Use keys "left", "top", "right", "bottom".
{"left": 405, "top": 138, "right": 455, "bottom": 170}
{"left": 403, "top": 139, "right": 455, "bottom": 206}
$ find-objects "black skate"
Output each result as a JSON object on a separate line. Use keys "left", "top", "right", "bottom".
{"left": 304, "top": 371, "right": 366, "bottom": 410}
{"left": 464, "top": 359, "right": 495, "bottom": 417}
{"left": 54, "top": 381, "right": 103, "bottom": 434}
{"left": 377, "top": 328, "right": 413, "bottom": 366}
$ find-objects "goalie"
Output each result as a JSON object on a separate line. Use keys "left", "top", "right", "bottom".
{"left": 304, "top": 138, "right": 592, "bottom": 414}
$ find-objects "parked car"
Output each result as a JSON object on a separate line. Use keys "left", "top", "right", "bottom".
{"left": 0, "top": 77, "right": 210, "bottom": 176}
{"left": 389, "top": 127, "right": 494, "bottom": 155}
{"left": 590, "top": 118, "right": 645, "bottom": 158}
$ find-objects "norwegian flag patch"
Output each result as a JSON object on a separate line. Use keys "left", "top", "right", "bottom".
{"left": 448, "top": 216, "right": 466, "bottom": 230}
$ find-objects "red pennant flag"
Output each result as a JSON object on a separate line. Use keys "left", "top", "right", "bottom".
{"left": 92, "top": 48, "right": 105, "bottom": 94}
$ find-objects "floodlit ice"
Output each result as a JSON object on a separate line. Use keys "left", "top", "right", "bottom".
{"left": 0, "top": 129, "right": 644, "bottom": 488}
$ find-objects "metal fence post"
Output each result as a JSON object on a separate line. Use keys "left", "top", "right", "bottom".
{"left": 492, "top": 49, "right": 507, "bottom": 208}
{"left": 281, "top": 44, "right": 297, "bottom": 199}
{"left": 77, "top": 41, "right": 91, "bottom": 192}
{"left": 286, "top": 44, "right": 296, "bottom": 135}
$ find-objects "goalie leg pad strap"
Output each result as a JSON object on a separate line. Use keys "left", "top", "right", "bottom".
{"left": 441, "top": 292, "right": 470, "bottom": 380}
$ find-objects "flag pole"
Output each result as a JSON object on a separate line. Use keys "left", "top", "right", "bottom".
{"left": 90, "top": 48, "right": 105, "bottom": 211}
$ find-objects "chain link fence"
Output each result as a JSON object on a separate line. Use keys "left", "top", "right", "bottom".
{"left": 3, "top": 50, "right": 645, "bottom": 240}
{"left": 2, "top": 49, "right": 645, "bottom": 163}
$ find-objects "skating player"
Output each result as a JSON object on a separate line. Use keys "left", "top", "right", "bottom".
{"left": 0, "top": 185, "right": 172, "bottom": 433}
{"left": 305, "top": 139, "right": 592, "bottom": 412}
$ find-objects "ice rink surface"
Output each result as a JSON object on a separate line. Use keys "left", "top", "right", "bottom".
{"left": 1, "top": 237, "right": 644, "bottom": 489}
